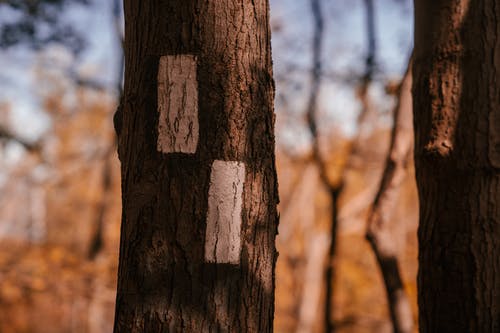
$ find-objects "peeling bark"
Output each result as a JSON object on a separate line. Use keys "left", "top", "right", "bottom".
{"left": 366, "top": 59, "right": 414, "bottom": 333}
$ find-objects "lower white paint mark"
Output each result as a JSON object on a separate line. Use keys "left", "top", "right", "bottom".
{"left": 205, "top": 160, "right": 245, "bottom": 264}
{"left": 157, "top": 55, "right": 198, "bottom": 153}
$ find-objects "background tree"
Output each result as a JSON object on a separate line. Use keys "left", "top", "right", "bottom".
{"left": 0, "top": 2, "right": 123, "bottom": 331}
{"left": 413, "top": 0, "right": 500, "bottom": 331}
{"left": 0, "top": 0, "right": 88, "bottom": 53}
{"left": 0, "top": 0, "right": 123, "bottom": 257}
{"left": 366, "top": 57, "right": 413, "bottom": 333}
{"left": 272, "top": 1, "right": 417, "bottom": 332}
{"left": 113, "top": 1, "right": 279, "bottom": 331}
{"left": 0, "top": 1, "right": 419, "bottom": 332}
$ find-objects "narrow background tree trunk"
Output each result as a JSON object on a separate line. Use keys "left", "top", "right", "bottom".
{"left": 114, "top": 1, "right": 279, "bottom": 332}
{"left": 413, "top": 1, "right": 500, "bottom": 332}
{"left": 366, "top": 58, "right": 414, "bottom": 333}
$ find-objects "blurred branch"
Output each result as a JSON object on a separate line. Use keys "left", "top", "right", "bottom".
{"left": 69, "top": 70, "right": 109, "bottom": 92}
{"left": 112, "top": 0, "right": 124, "bottom": 96}
{"left": 0, "top": 0, "right": 90, "bottom": 54}
{"left": 275, "top": 62, "right": 361, "bottom": 87}
{"left": 88, "top": 144, "right": 115, "bottom": 259}
{"left": 305, "top": 0, "right": 323, "bottom": 141}
{"left": 350, "top": 0, "right": 377, "bottom": 157}
{"left": 363, "top": 0, "right": 376, "bottom": 83}
{"left": 366, "top": 56, "right": 414, "bottom": 333}
{"left": 88, "top": 0, "right": 123, "bottom": 259}
{"left": 299, "top": 1, "right": 344, "bottom": 332}
{"left": 322, "top": 1, "right": 380, "bottom": 331}
{"left": 0, "top": 125, "right": 40, "bottom": 152}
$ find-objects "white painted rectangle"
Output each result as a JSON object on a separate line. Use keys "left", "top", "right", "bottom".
{"left": 157, "top": 55, "right": 198, "bottom": 154}
{"left": 205, "top": 160, "right": 245, "bottom": 264}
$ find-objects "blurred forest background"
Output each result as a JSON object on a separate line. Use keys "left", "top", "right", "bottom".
{"left": 0, "top": 0, "right": 417, "bottom": 332}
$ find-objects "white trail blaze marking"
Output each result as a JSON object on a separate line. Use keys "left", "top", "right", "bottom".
{"left": 205, "top": 160, "right": 245, "bottom": 264}
{"left": 157, "top": 55, "right": 198, "bottom": 153}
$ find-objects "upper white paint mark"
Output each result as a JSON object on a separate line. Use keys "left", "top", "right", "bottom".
{"left": 205, "top": 160, "right": 245, "bottom": 264}
{"left": 157, "top": 55, "right": 198, "bottom": 154}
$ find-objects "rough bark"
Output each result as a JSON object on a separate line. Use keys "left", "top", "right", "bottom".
{"left": 113, "top": 1, "right": 279, "bottom": 332}
{"left": 413, "top": 0, "right": 500, "bottom": 332}
{"left": 366, "top": 59, "right": 414, "bottom": 333}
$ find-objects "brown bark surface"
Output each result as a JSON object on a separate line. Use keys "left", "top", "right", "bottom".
{"left": 413, "top": 1, "right": 500, "bottom": 332}
{"left": 114, "top": 1, "right": 279, "bottom": 332}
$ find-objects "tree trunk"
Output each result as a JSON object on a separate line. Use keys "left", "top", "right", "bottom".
{"left": 413, "top": 1, "right": 500, "bottom": 332}
{"left": 113, "top": 1, "right": 279, "bottom": 332}
{"left": 366, "top": 58, "right": 414, "bottom": 333}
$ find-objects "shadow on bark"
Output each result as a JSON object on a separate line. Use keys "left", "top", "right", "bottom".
{"left": 414, "top": 1, "right": 500, "bottom": 331}
{"left": 114, "top": 2, "right": 279, "bottom": 329}
{"left": 114, "top": 261, "right": 273, "bottom": 332}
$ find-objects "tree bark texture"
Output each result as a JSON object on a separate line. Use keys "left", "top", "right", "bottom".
{"left": 366, "top": 59, "right": 414, "bottom": 333}
{"left": 113, "top": 1, "right": 279, "bottom": 332}
{"left": 413, "top": 1, "right": 500, "bottom": 332}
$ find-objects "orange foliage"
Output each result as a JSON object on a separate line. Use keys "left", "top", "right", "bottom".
{"left": 1, "top": 79, "right": 419, "bottom": 332}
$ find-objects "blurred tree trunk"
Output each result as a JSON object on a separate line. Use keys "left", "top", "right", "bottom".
{"left": 113, "top": 1, "right": 279, "bottom": 332}
{"left": 323, "top": 1, "right": 378, "bottom": 331}
{"left": 413, "top": 1, "right": 500, "bottom": 332}
{"left": 366, "top": 58, "right": 413, "bottom": 333}
{"left": 300, "top": 1, "right": 336, "bottom": 332}
{"left": 87, "top": 0, "right": 124, "bottom": 259}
